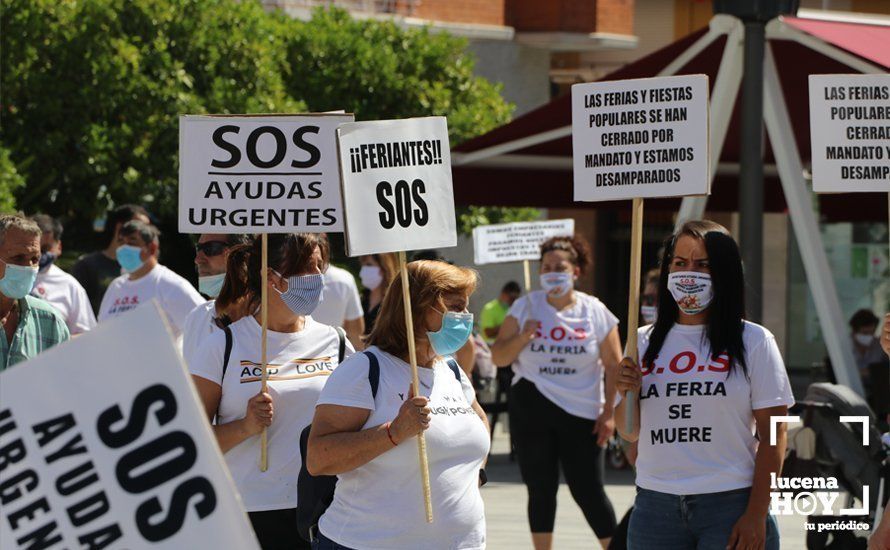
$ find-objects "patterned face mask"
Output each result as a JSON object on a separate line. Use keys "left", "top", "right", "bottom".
{"left": 667, "top": 271, "right": 713, "bottom": 315}
{"left": 272, "top": 270, "right": 324, "bottom": 316}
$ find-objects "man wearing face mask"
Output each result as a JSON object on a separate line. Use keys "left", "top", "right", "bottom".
{"left": 29, "top": 214, "right": 96, "bottom": 335}
{"left": 97, "top": 220, "right": 203, "bottom": 343}
{"left": 0, "top": 215, "right": 69, "bottom": 370}
{"left": 311, "top": 234, "right": 365, "bottom": 350}
{"left": 181, "top": 233, "right": 252, "bottom": 360}
{"left": 848, "top": 309, "right": 886, "bottom": 387}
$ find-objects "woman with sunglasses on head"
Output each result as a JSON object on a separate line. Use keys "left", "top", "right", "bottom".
{"left": 306, "top": 260, "right": 490, "bottom": 550}
{"left": 615, "top": 221, "right": 793, "bottom": 550}
{"left": 186, "top": 233, "right": 355, "bottom": 549}
{"left": 491, "top": 234, "right": 622, "bottom": 550}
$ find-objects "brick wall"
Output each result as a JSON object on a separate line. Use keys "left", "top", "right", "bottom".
{"left": 411, "top": 0, "right": 507, "bottom": 26}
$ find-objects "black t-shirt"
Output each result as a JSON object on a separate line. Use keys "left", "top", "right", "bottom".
{"left": 361, "top": 291, "right": 381, "bottom": 336}
{"left": 71, "top": 251, "right": 121, "bottom": 315}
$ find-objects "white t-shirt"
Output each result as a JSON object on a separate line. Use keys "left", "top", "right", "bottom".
{"left": 182, "top": 300, "right": 219, "bottom": 361}
{"left": 507, "top": 290, "right": 619, "bottom": 420}
{"left": 98, "top": 264, "right": 204, "bottom": 339}
{"left": 312, "top": 265, "right": 363, "bottom": 327}
{"left": 187, "top": 315, "right": 354, "bottom": 511}
{"left": 633, "top": 321, "right": 795, "bottom": 495}
{"left": 317, "top": 347, "right": 489, "bottom": 550}
{"left": 31, "top": 264, "right": 97, "bottom": 334}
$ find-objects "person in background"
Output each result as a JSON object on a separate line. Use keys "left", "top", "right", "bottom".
{"left": 307, "top": 260, "right": 488, "bottom": 550}
{"left": 480, "top": 281, "right": 521, "bottom": 345}
{"left": 98, "top": 220, "right": 203, "bottom": 343}
{"left": 616, "top": 220, "right": 792, "bottom": 550}
{"left": 492, "top": 234, "right": 621, "bottom": 550}
{"left": 72, "top": 203, "right": 150, "bottom": 315}
{"left": 181, "top": 233, "right": 252, "bottom": 360}
{"left": 870, "top": 313, "right": 890, "bottom": 550}
{"left": 312, "top": 235, "right": 364, "bottom": 349}
{"left": 640, "top": 268, "right": 660, "bottom": 326}
{"left": 188, "top": 233, "right": 353, "bottom": 550}
{"left": 29, "top": 214, "right": 97, "bottom": 335}
{"left": 358, "top": 252, "right": 399, "bottom": 337}
{"left": 849, "top": 309, "right": 886, "bottom": 386}
{"left": 0, "top": 215, "right": 69, "bottom": 370}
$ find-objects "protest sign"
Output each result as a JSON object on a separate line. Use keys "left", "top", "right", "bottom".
{"left": 572, "top": 74, "right": 710, "bottom": 433}
{"left": 572, "top": 74, "right": 710, "bottom": 201}
{"left": 337, "top": 117, "right": 456, "bottom": 257}
{"left": 808, "top": 74, "right": 890, "bottom": 194}
{"left": 0, "top": 303, "right": 259, "bottom": 550}
{"left": 337, "top": 116, "right": 457, "bottom": 523}
{"left": 473, "top": 219, "right": 574, "bottom": 291}
{"left": 179, "top": 114, "right": 353, "bottom": 233}
{"left": 180, "top": 113, "right": 354, "bottom": 470}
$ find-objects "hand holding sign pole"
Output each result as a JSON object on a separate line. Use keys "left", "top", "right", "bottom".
{"left": 571, "top": 75, "right": 710, "bottom": 436}
{"left": 179, "top": 113, "right": 354, "bottom": 471}
{"left": 338, "top": 116, "right": 458, "bottom": 523}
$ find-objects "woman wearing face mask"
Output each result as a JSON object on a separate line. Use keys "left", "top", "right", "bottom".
{"left": 491, "top": 234, "right": 621, "bottom": 550}
{"left": 306, "top": 260, "right": 490, "bottom": 550}
{"left": 615, "top": 221, "right": 794, "bottom": 550}
{"left": 358, "top": 253, "right": 398, "bottom": 336}
{"left": 187, "top": 233, "right": 355, "bottom": 550}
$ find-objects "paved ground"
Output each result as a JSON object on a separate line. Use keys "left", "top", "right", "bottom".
{"left": 481, "top": 422, "right": 811, "bottom": 549}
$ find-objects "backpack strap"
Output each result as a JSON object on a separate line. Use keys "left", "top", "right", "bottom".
{"left": 221, "top": 324, "right": 233, "bottom": 381}
{"left": 363, "top": 350, "right": 380, "bottom": 399}
{"left": 335, "top": 326, "right": 346, "bottom": 363}
{"left": 445, "top": 357, "right": 462, "bottom": 382}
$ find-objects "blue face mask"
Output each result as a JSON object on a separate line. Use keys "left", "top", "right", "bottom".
{"left": 199, "top": 273, "right": 226, "bottom": 298}
{"left": 38, "top": 252, "right": 57, "bottom": 271}
{"left": 116, "top": 245, "right": 144, "bottom": 273}
{"left": 0, "top": 260, "right": 39, "bottom": 300}
{"left": 273, "top": 271, "right": 324, "bottom": 316}
{"left": 427, "top": 310, "right": 474, "bottom": 356}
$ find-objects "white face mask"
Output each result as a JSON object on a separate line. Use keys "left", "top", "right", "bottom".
{"left": 854, "top": 333, "right": 875, "bottom": 347}
{"left": 641, "top": 305, "right": 658, "bottom": 325}
{"left": 667, "top": 271, "right": 713, "bottom": 315}
{"left": 539, "top": 272, "right": 574, "bottom": 297}
{"left": 360, "top": 265, "right": 384, "bottom": 290}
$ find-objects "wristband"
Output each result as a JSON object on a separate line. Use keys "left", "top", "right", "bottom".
{"left": 385, "top": 422, "right": 398, "bottom": 446}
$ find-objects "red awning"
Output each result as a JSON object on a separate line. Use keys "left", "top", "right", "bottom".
{"left": 452, "top": 15, "right": 890, "bottom": 222}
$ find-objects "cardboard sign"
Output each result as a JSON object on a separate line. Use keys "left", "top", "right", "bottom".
{"left": 473, "top": 219, "right": 575, "bottom": 265}
{"left": 337, "top": 117, "right": 457, "bottom": 256}
{"left": 179, "top": 114, "right": 353, "bottom": 233}
{"left": 572, "top": 74, "right": 710, "bottom": 201}
{"left": 0, "top": 303, "right": 259, "bottom": 550}
{"left": 808, "top": 74, "right": 890, "bottom": 193}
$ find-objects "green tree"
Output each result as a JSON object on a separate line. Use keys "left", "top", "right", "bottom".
{"left": 458, "top": 205, "right": 542, "bottom": 236}
{"left": 0, "top": 146, "right": 25, "bottom": 213}
{"left": 280, "top": 8, "right": 513, "bottom": 144}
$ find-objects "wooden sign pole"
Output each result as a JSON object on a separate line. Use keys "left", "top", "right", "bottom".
{"left": 624, "top": 198, "right": 644, "bottom": 435}
{"left": 260, "top": 233, "right": 269, "bottom": 472}
{"left": 398, "top": 250, "right": 434, "bottom": 523}
{"left": 522, "top": 259, "right": 532, "bottom": 293}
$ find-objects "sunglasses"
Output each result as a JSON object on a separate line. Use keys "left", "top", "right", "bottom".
{"left": 195, "top": 241, "right": 229, "bottom": 257}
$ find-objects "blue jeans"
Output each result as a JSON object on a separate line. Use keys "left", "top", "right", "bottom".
{"left": 628, "top": 487, "right": 779, "bottom": 550}
{"left": 311, "top": 530, "right": 356, "bottom": 550}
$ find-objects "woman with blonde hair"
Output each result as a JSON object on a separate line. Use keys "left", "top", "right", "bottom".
{"left": 306, "top": 260, "right": 490, "bottom": 550}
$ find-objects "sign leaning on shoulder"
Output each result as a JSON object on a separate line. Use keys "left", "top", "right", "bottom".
{"left": 179, "top": 114, "right": 354, "bottom": 233}
{"left": 572, "top": 74, "right": 710, "bottom": 201}
{"left": 0, "top": 303, "right": 259, "bottom": 550}
{"left": 337, "top": 116, "right": 457, "bottom": 256}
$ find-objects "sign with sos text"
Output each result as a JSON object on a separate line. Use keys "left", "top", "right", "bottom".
{"left": 337, "top": 117, "right": 457, "bottom": 256}
{"left": 179, "top": 114, "right": 353, "bottom": 233}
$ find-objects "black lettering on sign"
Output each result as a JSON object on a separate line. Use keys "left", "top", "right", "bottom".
{"left": 291, "top": 126, "right": 321, "bottom": 168}
{"left": 246, "top": 126, "right": 287, "bottom": 169}
{"left": 116, "top": 431, "right": 197, "bottom": 494}
{"left": 136, "top": 477, "right": 217, "bottom": 542}
{"left": 211, "top": 125, "right": 323, "bottom": 170}
{"left": 376, "top": 179, "right": 429, "bottom": 230}
{"left": 211, "top": 126, "right": 241, "bottom": 169}
{"left": 97, "top": 384, "right": 177, "bottom": 449}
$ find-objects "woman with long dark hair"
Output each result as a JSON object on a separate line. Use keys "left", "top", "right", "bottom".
{"left": 187, "top": 233, "right": 354, "bottom": 549}
{"left": 491, "top": 234, "right": 621, "bottom": 550}
{"left": 616, "top": 220, "right": 793, "bottom": 550}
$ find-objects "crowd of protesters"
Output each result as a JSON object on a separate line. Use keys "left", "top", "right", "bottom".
{"left": 3, "top": 207, "right": 889, "bottom": 550}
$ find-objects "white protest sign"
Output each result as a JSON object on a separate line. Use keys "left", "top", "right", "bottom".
{"left": 179, "top": 114, "right": 353, "bottom": 233}
{"left": 808, "top": 74, "right": 890, "bottom": 193}
{"left": 473, "top": 219, "right": 575, "bottom": 265}
{"left": 337, "top": 116, "right": 457, "bottom": 256}
{"left": 0, "top": 303, "right": 259, "bottom": 550}
{"left": 572, "top": 74, "right": 710, "bottom": 201}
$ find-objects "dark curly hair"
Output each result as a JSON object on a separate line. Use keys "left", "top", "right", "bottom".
{"left": 539, "top": 234, "right": 593, "bottom": 275}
